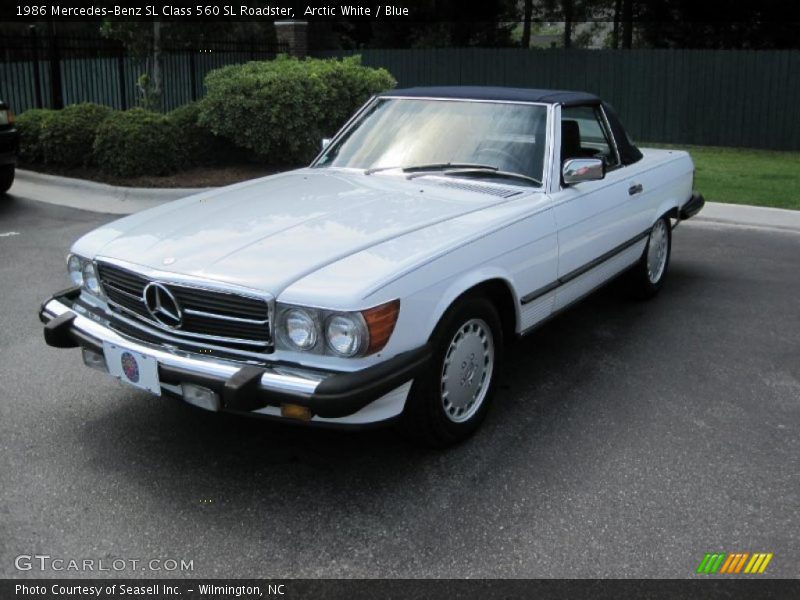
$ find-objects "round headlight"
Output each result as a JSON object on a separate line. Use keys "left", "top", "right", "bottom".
{"left": 284, "top": 309, "right": 317, "bottom": 350}
{"left": 67, "top": 254, "right": 83, "bottom": 286}
{"left": 81, "top": 261, "right": 102, "bottom": 295}
{"left": 325, "top": 314, "right": 365, "bottom": 357}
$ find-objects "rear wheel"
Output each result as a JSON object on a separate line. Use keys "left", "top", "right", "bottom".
{"left": 400, "top": 296, "right": 503, "bottom": 447}
{"left": 0, "top": 164, "right": 13, "bottom": 194}
{"left": 628, "top": 216, "right": 672, "bottom": 298}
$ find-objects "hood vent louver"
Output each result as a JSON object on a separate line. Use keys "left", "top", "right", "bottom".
{"left": 425, "top": 179, "right": 523, "bottom": 198}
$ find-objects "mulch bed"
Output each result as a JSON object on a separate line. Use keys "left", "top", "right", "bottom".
{"left": 20, "top": 163, "right": 292, "bottom": 188}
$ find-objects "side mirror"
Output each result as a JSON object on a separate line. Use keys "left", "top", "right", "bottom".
{"left": 321, "top": 138, "right": 332, "bottom": 150}
{"left": 562, "top": 158, "right": 605, "bottom": 185}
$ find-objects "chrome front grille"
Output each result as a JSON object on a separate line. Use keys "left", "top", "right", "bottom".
{"left": 96, "top": 262, "right": 272, "bottom": 354}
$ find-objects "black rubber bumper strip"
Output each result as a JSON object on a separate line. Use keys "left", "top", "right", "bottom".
{"left": 39, "top": 286, "right": 81, "bottom": 324}
{"left": 43, "top": 311, "right": 79, "bottom": 348}
{"left": 223, "top": 366, "right": 270, "bottom": 412}
{"left": 309, "top": 344, "right": 432, "bottom": 417}
{"left": 680, "top": 192, "right": 705, "bottom": 220}
{"left": 222, "top": 344, "right": 433, "bottom": 418}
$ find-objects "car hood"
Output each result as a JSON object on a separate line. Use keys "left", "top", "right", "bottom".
{"left": 74, "top": 169, "right": 524, "bottom": 295}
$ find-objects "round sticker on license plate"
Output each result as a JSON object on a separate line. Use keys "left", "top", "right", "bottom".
{"left": 120, "top": 352, "right": 140, "bottom": 383}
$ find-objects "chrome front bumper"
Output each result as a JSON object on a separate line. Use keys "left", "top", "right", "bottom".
{"left": 39, "top": 289, "right": 430, "bottom": 423}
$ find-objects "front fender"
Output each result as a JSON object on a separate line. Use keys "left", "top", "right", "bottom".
{"left": 424, "top": 268, "right": 520, "bottom": 340}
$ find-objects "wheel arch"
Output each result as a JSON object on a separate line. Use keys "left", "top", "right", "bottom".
{"left": 654, "top": 200, "right": 680, "bottom": 224}
{"left": 426, "top": 272, "right": 519, "bottom": 344}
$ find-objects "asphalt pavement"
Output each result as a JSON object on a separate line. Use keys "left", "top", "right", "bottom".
{"left": 1, "top": 194, "right": 798, "bottom": 578}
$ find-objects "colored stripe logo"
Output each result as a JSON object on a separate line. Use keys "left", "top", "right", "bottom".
{"left": 696, "top": 552, "right": 773, "bottom": 574}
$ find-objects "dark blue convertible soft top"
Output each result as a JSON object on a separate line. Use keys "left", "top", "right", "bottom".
{"left": 385, "top": 86, "right": 601, "bottom": 107}
{"left": 382, "top": 86, "right": 643, "bottom": 166}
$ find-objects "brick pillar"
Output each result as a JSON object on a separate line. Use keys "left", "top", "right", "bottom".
{"left": 274, "top": 21, "right": 309, "bottom": 57}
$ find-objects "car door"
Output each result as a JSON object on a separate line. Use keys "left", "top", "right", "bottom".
{"left": 549, "top": 104, "right": 646, "bottom": 310}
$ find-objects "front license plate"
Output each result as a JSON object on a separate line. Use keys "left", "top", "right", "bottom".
{"left": 103, "top": 342, "right": 161, "bottom": 396}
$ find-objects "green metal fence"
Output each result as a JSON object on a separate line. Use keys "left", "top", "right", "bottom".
{"left": 316, "top": 48, "right": 800, "bottom": 151}
{"left": 0, "top": 34, "right": 284, "bottom": 114}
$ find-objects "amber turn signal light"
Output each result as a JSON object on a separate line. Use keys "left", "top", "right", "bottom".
{"left": 281, "top": 403, "right": 313, "bottom": 421}
{"left": 362, "top": 299, "right": 400, "bottom": 355}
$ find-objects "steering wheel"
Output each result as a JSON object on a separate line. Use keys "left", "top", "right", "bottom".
{"left": 473, "top": 146, "right": 528, "bottom": 174}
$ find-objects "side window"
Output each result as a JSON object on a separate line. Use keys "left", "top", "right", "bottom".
{"left": 561, "top": 105, "right": 620, "bottom": 169}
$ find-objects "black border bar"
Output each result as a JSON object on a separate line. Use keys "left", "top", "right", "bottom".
{"left": 4, "top": 0, "right": 800, "bottom": 23}
{"left": 3, "top": 579, "right": 800, "bottom": 599}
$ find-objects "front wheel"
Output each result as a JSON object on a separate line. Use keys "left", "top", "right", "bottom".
{"left": 400, "top": 297, "right": 503, "bottom": 447}
{"left": 0, "top": 164, "right": 14, "bottom": 194}
{"left": 628, "top": 216, "right": 672, "bottom": 299}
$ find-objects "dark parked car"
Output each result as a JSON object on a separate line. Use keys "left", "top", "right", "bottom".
{"left": 0, "top": 99, "right": 18, "bottom": 194}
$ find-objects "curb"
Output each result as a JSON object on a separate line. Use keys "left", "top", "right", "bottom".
{"left": 12, "top": 169, "right": 212, "bottom": 214}
{"left": 10, "top": 168, "right": 800, "bottom": 231}
{"left": 691, "top": 202, "right": 800, "bottom": 233}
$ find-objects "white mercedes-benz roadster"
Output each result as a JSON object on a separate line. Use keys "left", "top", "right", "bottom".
{"left": 40, "top": 87, "right": 704, "bottom": 445}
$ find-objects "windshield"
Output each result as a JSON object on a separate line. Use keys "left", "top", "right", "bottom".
{"left": 314, "top": 98, "right": 548, "bottom": 186}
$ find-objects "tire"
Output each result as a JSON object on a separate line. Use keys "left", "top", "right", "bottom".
{"left": 400, "top": 296, "right": 503, "bottom": 447}
{"left": 628, "top": 216, "right": 672, "bottom": 299}
{"left": 0, "top": 164, "right": 13, "bottom": 194}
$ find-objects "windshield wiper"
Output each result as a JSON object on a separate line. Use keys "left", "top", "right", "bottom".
{"left": 365, "top": 162, "right": 498, "bottom": 176}
{"left": 439, "top": 167, "right": 542, "bottom": 187}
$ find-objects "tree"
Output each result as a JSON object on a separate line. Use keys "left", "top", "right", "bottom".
{"left": 563, "top": 0, "right": 573, "bottom": 48}
{"left": 100, "top": 21, "right": 166, "bottom": 109}
{"left": 621, "top": 0, "right": 633, "bottom": 48}
{"left": 612, "top": 0, "right": 621, "bottom": 48}
{"left": 100, "top": 13, "right": 277, "bottom": 109}
{"left": 327, "top": 0, "right": 519, "bottom": 49}
{"left": 521, "top": 0, "right": 534, "bottom": 48}
{"left": 634, "top": 1, "right": 798, "bottom": 49}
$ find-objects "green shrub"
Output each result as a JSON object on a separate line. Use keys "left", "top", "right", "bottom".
{"left": 198, "top": 55, "right": 396, "bottom": 164}
{"left": 15, "top": 108, "right": 56, "bottom": 164}
{"left": 40, "top": 103, "right": 113, "bottom": 167}
{"left": 167, "top": 102, "right": 242, "bottom": 168}
{"left": 93, "top": 108, "right": 181, "bottom": 177}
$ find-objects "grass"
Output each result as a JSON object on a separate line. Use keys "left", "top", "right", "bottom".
{"left": 647, "top": 144, "right": 800, "bottom": 210}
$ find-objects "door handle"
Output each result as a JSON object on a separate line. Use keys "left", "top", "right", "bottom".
{"left": 628, "top": 183, "right": 643, "bottom": 196}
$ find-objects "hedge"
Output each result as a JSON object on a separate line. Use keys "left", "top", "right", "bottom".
{"left": 93, "top": 108, "right": 182, "bottom": 177}
{"left": 167, "top": 102, "right": 243, "bottom": 169}
{"left": 40, "top": 103, "right": 113, "bottom": 167}
{"left": 15, "top": 109, "right": 55, "bottom": 164}
{"left": 198, "top": 55, "right": 396, "bottom": 164}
